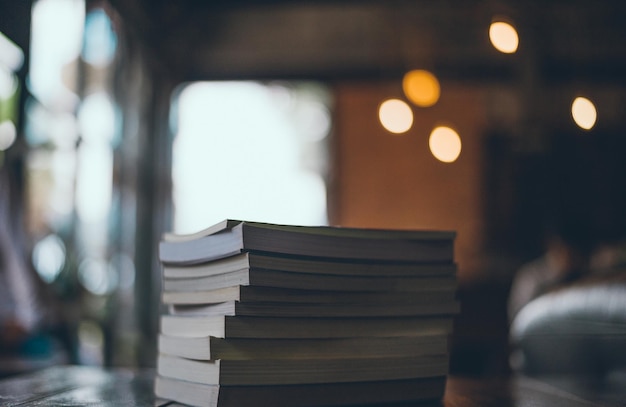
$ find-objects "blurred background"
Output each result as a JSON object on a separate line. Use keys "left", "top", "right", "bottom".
{"left": 1, "top": 0, "right": 626, "bottom": 377}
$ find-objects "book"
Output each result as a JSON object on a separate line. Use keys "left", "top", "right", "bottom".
{"left": 156, "top": 220, "right": 458, "bottom": 406}
{"left": 154, "top": 375, "right": 447, "bottom": 407}
{"left": 157, "top": 333, "right": 449, "bottom": 361}
{"left": 160, "top": 314, "right": 454, "bottom": 339}
{"left": 156, "top": 353, "right": 449, "bottom": 385}
{"left": 159, "top": 220, "right": 455, "bottom": 265}
{"left": 162, "top": 252, "right": 457, "bottom": 279}
{"left": 162, "top": 219, "right": 242, "bottom": 243}
{"left": 162, "top": 268, "right": 457, "bottom": 292}
{"left": 168, "top": 300, "right": 461, "bottom": 318}
{"left": 161, "top": 285, "right": 457, "bottom": 305}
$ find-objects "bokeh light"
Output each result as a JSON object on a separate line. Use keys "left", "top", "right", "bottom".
{"left": 0, "top": 120, "right": 16, "bottom": 151}
{"left": 78, "top": 257, "right": 118, "bottom": 295}
{"left": 402, "top": 70, "right": 441, "bottom": 107}
{"left": 429, "top": 126, "right": 462, "bottom": 163}
{"left": 81, "top": 8, "right": 117, "bottom": 67}
{"left": 0, "top": 67, "right": 18, "bottom": 99}
{"left": 378, "top": 99, "right": 413, "bottom": 134}
{"left": 32, "top": 234, "right": 66, "bottom": 283}
{"left": 489, "top": 21, "right": 519, "bottom": 54}
{"left": 0, "top": 31, "right": 24, "bottom": 71}
{"left": 78, "top": 91, "right": 116, "bottom": 143}
{"left": 571, "top": 96, "right": 597, "bottom": 130}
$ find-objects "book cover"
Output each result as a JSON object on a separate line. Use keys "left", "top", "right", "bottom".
{"left": 159, "top": 220, "right": 455, "bottom": 265}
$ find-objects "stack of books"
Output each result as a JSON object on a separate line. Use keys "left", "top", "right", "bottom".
{"left": 154, "top": 219, "right": 459, "bottom": 407}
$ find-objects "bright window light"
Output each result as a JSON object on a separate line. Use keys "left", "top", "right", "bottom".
{"left": 172, "top": 81, "right": 329, "bottom": 233}
{"left": 30, "top": 0, "right": 85, "bottom": 107}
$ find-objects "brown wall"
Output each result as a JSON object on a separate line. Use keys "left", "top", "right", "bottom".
{"left": 329, "top": 80, "right": 490, "bottom": 281}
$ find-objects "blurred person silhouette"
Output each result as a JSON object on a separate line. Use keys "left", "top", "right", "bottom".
{"left": 0, "top": 169, "right": 69, "bottom": 377}
{"left": 510, "top": 129, "right": 626, "bottom": 317}
{"left": 508, "top": 130, "right": 626, "bottom": 396}
{"left": 508, "top": 217, "right": 593, "bottom": 322}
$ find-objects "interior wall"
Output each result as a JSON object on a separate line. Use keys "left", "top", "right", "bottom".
{"left": 329, "top": 80, "right": 490, "bottom": 282}
{"left": 329, "top": 80, "right": 519, "bottom": 375}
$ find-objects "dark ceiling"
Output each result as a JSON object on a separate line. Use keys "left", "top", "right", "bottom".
{"left": 1, "top": 0, "right": 625, "bottom": 83}
{"left": 105, "top": 0, "right": 626, "bottom": 83}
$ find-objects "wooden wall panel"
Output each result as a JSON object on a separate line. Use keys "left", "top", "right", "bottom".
{"left": 330, "top": 81, "right": 488, "bottom": 280}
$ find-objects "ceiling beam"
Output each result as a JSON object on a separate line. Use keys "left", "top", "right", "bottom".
{"left": 106, "top": 0, "right": 626, "bottom": 83}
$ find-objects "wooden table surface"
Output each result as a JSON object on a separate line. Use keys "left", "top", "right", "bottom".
{"left": 0, "top": 365, "right": 621, "bottom": 407}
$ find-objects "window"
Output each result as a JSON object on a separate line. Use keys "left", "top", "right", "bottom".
{"left": 172, "top": 81, "right": 331, "bottom": 233}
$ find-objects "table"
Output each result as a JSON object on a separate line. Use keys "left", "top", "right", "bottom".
{"left": 0, "top": 366, "right": 620, "bottom": 406}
